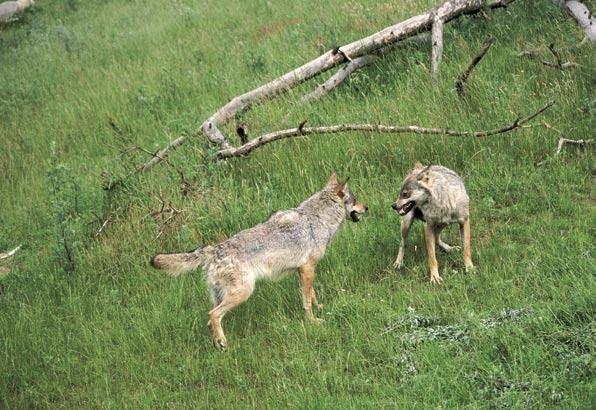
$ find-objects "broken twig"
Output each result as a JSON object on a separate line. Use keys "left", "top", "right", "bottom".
{"left": 0, "top": 245, "right": 21, "bottom": 260}
{"left": 555, "top": 137, "right": 592, "bottom": 155}
{"left": 455, "top": 36, "right": 495, "bottom": 97}
{"left": 150, "top": 192, "right": 184, "bottom": 239}
{"left": 95, "top": 217, "right": 111, "bottom": 237}
{"left": 518, "top": 43, "right": 579, "bottom": 70}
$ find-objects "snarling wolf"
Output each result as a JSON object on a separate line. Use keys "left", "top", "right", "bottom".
{"left": 391, "top": 162, "right": 473, "bottom": 284}
{"left": 151, "top": 173, "right": 367, "bottom": 349}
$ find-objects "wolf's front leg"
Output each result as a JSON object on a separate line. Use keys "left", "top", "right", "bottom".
{"left": 394, "top": 212, "right": 414, "bottom": 269}
{"left": 299, "top": 260, "right": 322, "bottom": 322}
{"left": 312, "top": 288, "right": 323, "bottom": 309}
{"left": 424, "top": 223, "right": 442, "bottom": 284}
{"left": 460, "top": 218, "right": 474, "bottom": 272}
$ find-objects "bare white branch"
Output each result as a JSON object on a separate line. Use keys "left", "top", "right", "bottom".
{"left": 0, "top": 245, "right": 21, "bottom": 260}
{"left": 217, "top": 101, "right": 553, "bottom": 158}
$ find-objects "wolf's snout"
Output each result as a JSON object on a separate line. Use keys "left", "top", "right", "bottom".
{"left": 391, "top": 203, "right": 398, "bottom": 210}
{"left": 364, "top": 206, "right": 369, "bottom": 212}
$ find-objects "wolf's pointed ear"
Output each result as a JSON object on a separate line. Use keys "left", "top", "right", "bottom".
{"left": 414, "top": 161, "right": 424, "bottom": 170}
{"left": 327, "top": 172, "right": 339, "bottom": 187}
{"left": 336, "top": 180, "right": 349, "bottom": 199}
{"left": 416, "top": 165, "right": 432, "bottom": 186}
{"left": 336, "top": 177, "right": 350, "bottom": 198}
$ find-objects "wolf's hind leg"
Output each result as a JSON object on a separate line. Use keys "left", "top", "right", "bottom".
{"left": 207, "top": 281, "right": 254, "bottom": 349}
{"left": 459, "top": 218, "right": 474, "bottom": 272}
{"left": 394, "top": 212, "right": 414, "bottom": 270}
{"left": 299, "top": 259, "right": 321, "bottom": 322}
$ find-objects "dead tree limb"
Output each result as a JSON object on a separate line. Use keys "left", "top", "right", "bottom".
{"left": 300, "top": 54, "right": 378, "bottom": 103}
{"left": 518, "top": 43, "right": 580, "bottom": 70}
{"left": 556, "top": 137, "right": 592, "bottom": 155}
{"left": 296, "top": 34, "right": 432, "bottom": 109}
{"left": 217, "top": 100, "right": 553, "bottom": 158}
{"left": 95, "top": 217, "right": 111, "bottom": 237}
{"left": 455, "top": 36, "right": 495, "bottom": 97}
{"left": 201, "top": 0, "right": 491, "bottom": 149}
{"left": 431, "top": 16, "right": 445, "bottom": 83}
{"left": 138, "top": 136, "right": 188, "bottom": 173}
{"left": 554, "top": 1, "right": 596, "bottom": 43}
{"left": 135, "top": 0, "right": 519, "bottom": 170}
{"left": 0, "top": 245, "right": 21, "bottom": 260}
{"left": 0, "top": 0, "right": 34, "bottom": 24}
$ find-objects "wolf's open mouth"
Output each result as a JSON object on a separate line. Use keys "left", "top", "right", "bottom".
{"left": 397, "top": 201, "right": 415, "bottom": 216}
{"left": 349, "top": 210, "right": 362, "bottom": 222}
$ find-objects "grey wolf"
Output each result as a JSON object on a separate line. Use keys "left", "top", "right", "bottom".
{"left": 151, "top": 173, "right": 367, "bottom": 349}
{"left": 391, "top": 162, "right": 473, "bottom": 284}
{"left": 0, "top": 0, "right": 34, "bottom": 23}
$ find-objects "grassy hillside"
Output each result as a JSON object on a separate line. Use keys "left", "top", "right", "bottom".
{"left": 1, "top": 0, "right": 594, "bottom": 407}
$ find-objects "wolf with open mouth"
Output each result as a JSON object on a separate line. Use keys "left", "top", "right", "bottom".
{"left": 151, "top": 173, "right": 367, "bottom": 349}
{"left": 391, "top": 162, "right": 474, "bottom": 284}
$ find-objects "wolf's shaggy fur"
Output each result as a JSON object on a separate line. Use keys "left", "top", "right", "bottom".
{"left": 151, "top": 173, "right": 367, "bottom": 349}
{"left": 392, "top": 162, "right": 474, "bottom": 284}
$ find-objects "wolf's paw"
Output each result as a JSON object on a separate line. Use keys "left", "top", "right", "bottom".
{"left": 308, "top": 317, "right": 325, "bottom": 324}
{"left": 314, "top": 302, "right": 325, "bottom": 309}
{"left": 465, "top": 264, "right": 476, "bottom": 273}
{"left": 212, "top": 336, "right": 227, "bottom": 350}
{"left": 430, "top": 274, "right": 443, "bottom": 285}
{"left": 393, "top": 258, "right": 404, "bottom": 270}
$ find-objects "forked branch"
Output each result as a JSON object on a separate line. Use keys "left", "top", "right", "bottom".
{"left": 135, "top": 0, "right": 520, "bottom": 171}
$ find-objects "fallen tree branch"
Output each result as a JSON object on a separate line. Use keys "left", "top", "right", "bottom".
{"left": 300, "top": 54, "right": 378, "bottom": 103}
{"left": 543, "top": 43, "right": 579, "bottom": 69}
{"left": 95, "top": 217, "right": 111, "bottom": 237}
{"left": 555, "top": 137, "right": 592, "bottom": 155}
{"left": 217, "top": 100, "right": 553, "bottom": 158}
{"left": 137, "top": 136, "right": 188, "bottom": 173}
{"left": 431, "top": 15, "right": 445, "bottom": 83}
{"left": 150, "top": 192, "right": 184, "bottom": 239}
{"left": 0, "top": 0, "right": 34, "bottom": 24}
{"left": 0, "top": 245, "right": 21, "bottom": 260}
{"left": 455, "top": 36, "right": 495, "bottom": 97}
{"left": 554, "top": 1, "right": 596, "bottom": 43}
{"left": 136, "top": 0, "right": 519, "bottom": 170}
{"left": 518, "top": 44, "right": 579, "bottom": 70}
{"left": 295, "top": 33, "right": 434, "bottom": 109}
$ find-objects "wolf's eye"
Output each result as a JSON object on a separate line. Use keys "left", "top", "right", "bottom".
{"left": 401, "top": 191, "right": 410, "bottom": 199}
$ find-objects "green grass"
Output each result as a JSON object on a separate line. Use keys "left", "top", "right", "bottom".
{"left": 1, "top": 0, "right": 594, "bottom": 407}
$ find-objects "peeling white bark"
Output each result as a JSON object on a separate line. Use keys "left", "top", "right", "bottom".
{"left": 0, "top": 0, "right": 33, "bottom": 23}
{"left": 0, "top": 245, "right": 21, "bottom": 260}
{"left": 555, "top": 1, "right": 595, "bottom": 42}
{"left": 300, "top": 54, "right": 378, "bottom": 103}
{"left": 139, "top": 0, "right": 519, "bottom": 169}
{"left": 431, "top": 17, "right": 445, "bottom": 83}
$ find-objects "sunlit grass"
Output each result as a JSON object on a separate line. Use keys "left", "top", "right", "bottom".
{"left": 0, "top": 0, "right": 594, "bottom": 407}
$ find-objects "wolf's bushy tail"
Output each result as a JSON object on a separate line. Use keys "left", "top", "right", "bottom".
{"left": 150, "top": 248, "right": 208, "bottom": 277}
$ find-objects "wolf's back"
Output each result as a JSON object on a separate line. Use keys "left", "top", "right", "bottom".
{"left": 150, "top": 248, "right": 208, "bottom": 276}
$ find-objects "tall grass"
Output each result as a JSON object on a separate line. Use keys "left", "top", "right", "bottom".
{"left": 1, "top": 0, "right": 594, "bottom": 407}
